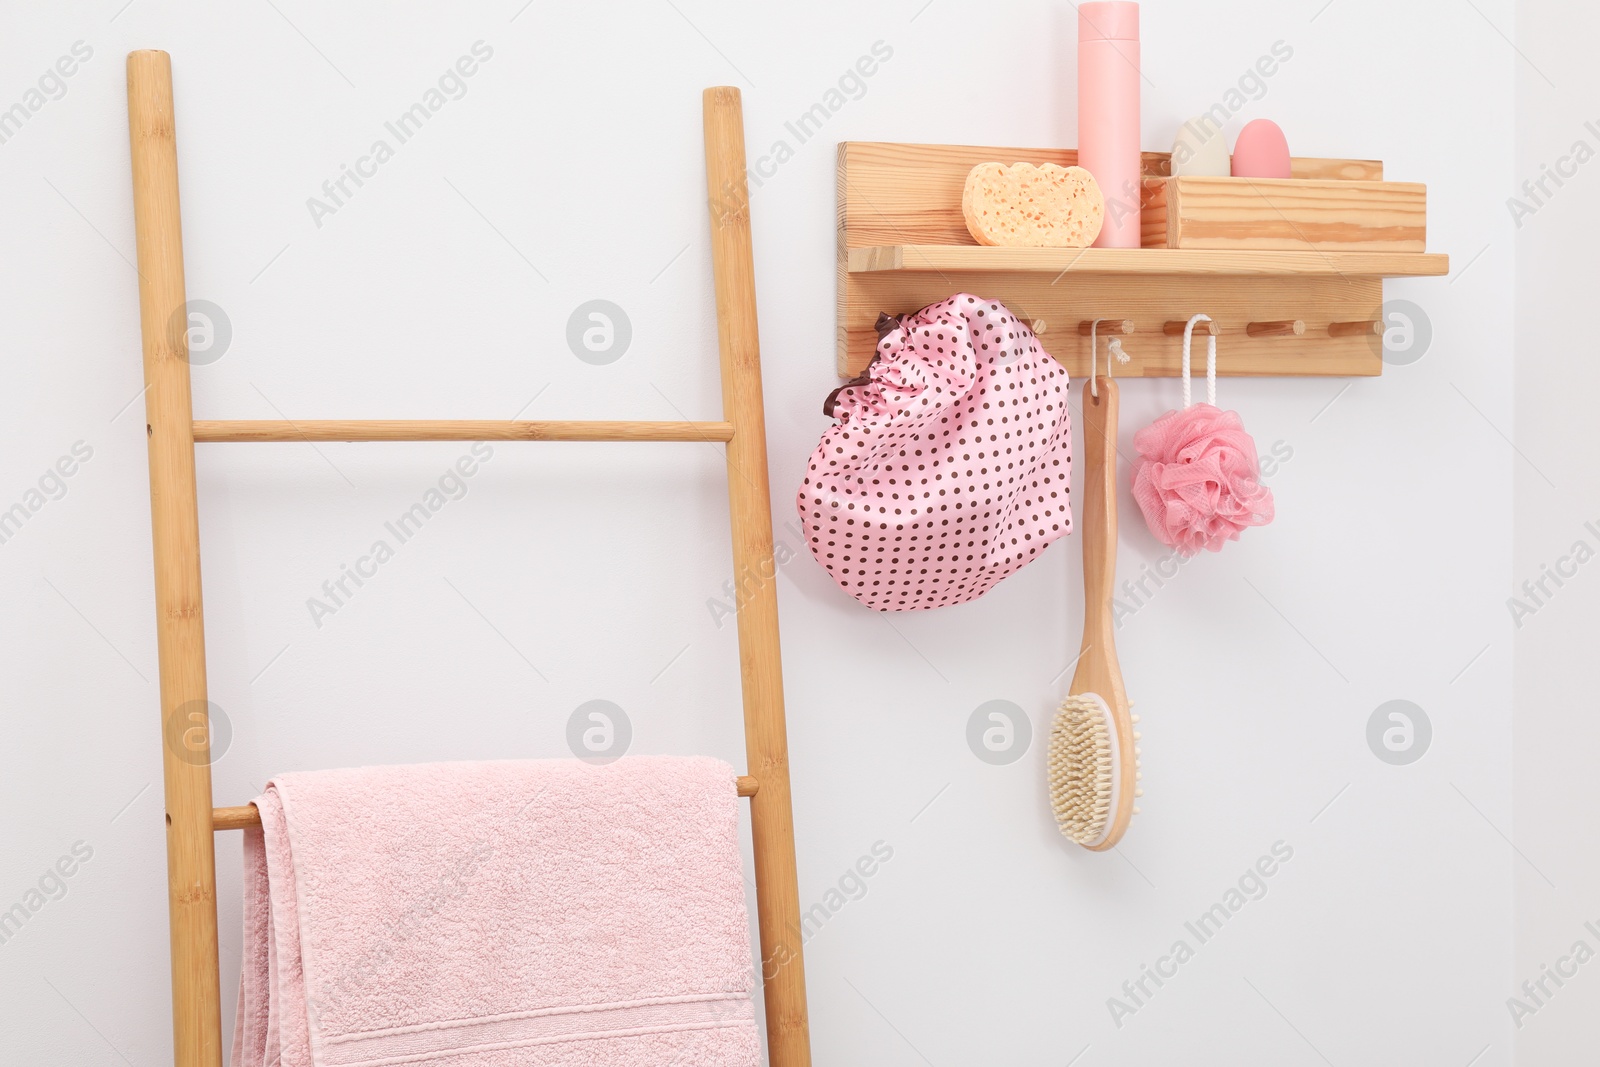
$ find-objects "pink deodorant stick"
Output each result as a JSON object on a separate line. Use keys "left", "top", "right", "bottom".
{"left": 1078, "top": 2, "right": 1141, "bottom": 248}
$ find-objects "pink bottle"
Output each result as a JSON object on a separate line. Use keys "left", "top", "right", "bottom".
{"left": 1078, "top": 2, "right": 1141, "bottom": 248}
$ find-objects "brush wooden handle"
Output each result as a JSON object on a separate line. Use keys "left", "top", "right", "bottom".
{"left": 1078, "top": 380, "right": 1118, "bottom": 667}
{"left": 1071, "top": 378, "right": 1123, "bottom": 702}
{"left": 1070, "top": 377, "right": 1135, "bottom": 851}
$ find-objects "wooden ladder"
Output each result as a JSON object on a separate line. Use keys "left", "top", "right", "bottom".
{"left": 126, "top": 50, "right": 812, "bottom": 1067}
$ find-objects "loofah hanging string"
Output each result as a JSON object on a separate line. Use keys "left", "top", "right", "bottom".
{"left": 1180, "top": 313, "right": 1217, "bottom": 409}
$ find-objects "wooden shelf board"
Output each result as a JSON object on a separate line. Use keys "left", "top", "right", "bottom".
{"left": 847, "top": 245, "right": 1451, "bottom": 277}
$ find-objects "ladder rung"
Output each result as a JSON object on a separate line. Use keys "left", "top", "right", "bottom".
{"left": 210, "top": 775, "right": 760, "bottom": 830}
{"left": 192, "top": 420, "right": 736, "bottom": 443}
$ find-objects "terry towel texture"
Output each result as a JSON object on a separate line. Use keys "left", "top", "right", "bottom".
{"left": 232, "top": 757, "right": 760, "bottom": 1067}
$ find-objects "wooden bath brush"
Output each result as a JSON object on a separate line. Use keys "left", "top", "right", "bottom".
{"left": 1049, "top": 376, "right": 1141, "bottom": 850}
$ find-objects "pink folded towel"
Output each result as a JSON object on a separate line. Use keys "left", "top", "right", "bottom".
{"left": 232, "top": 757, "right": 760, "bottom": 1067}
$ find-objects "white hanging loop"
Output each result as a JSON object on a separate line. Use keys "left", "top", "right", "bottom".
{"left": 1181, "top": 314, "right": 1217, "bottom": 409}
{"left": 1088, "top": 318, "right": 1131, "bottom": 398}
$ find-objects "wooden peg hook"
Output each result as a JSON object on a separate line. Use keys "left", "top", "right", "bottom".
{"left": 1246, "top": 319, "right": 1306, "bottom": 338}
{"left": 1009, "top": 308, "right": 1049, "bottom": 334}
{"left": 1328, "top": 320, "right": 1383, "bottom": 338}
{"left": 1163, "top": 320, "right": 1219, "bottom": 337}
{"left": 1078, "top": 319, "right": 1135, "bottom": 336}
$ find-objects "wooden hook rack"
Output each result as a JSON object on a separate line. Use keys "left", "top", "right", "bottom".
{"left": 835, "top": 142, "right": 1449, "bottom": 379}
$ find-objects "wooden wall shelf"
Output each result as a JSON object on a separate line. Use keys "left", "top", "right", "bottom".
{"left": 836, "top": 142, "right": 1449, "bottom": 379}
{"left": 847, "top": 246, "right": 1450, "bottom": 276}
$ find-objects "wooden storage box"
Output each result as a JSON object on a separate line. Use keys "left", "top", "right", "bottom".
{"left": 1139, "top": 176, "right": 1426, "bottom": 252}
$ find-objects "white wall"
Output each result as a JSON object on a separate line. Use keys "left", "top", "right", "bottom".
{"left": 0, "top": 1, "right": 1520, "bottom": 1063}
{"left": 1512, "top": 2, "right": 1600, "bottom": 1062}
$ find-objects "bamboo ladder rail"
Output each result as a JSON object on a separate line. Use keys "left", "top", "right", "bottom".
{"left": 128, "top": 51, "right": 811, "bottom": 1067}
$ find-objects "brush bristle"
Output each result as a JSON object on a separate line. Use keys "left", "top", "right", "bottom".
{"left": 1049, "top": 694, "right": 1117, "bottom": 845}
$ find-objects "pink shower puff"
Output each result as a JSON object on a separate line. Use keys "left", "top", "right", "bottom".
{"left": 1131, "top": 402, "right": 1275, "bottom": 557}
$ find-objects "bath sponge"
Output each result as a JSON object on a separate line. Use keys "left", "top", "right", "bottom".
{"left": 962, "top": 161, "right": 1105, "bottom": 247}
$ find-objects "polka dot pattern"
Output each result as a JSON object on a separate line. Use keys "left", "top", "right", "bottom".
{"left": 798, "top": 293, "right": 1074, "bottom": 612}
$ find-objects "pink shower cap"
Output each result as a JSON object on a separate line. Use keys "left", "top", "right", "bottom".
{"left": 798, "top": 294, "right": 1073, "bottom": 611}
